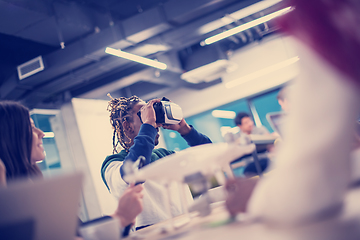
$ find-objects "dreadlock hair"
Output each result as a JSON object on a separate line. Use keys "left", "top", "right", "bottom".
{"left": 107, "top": 94, "right": 142, "bottom": 153}
{"left": 234, "top": 112, "right": 251, "bottom": 126}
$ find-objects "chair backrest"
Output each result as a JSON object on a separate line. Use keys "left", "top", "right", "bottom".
{"left": 266, "top": 111, "right": 285, "bottom": 136}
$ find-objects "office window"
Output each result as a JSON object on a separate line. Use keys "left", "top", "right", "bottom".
{"left": 31, "top": 113, "right": 62, "bottom": 174}
{"left": 162, "top": 98, "right": 249, "bottom": 151}
{"left": 162, "top": 87, "right": 284, "bottom": 151}
{"left": 161, "top": 88, "right": 283, "bottom": 177}
{"left": 249, "top": 89, "right": 282, "bottom": 132}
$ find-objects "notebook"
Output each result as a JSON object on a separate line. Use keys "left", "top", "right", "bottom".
{"left": 266, "top": 111, "right": 286, "bottom": 137}
{"left": 0, "top": 173, "right": 83, "bottom": 240}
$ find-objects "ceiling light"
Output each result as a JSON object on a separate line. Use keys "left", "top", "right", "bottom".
{"left": 225, "top": 56, "right": 299, "bottom": 88}
{"left": 181, "top": 59, "right": 237, "bottom": 83}
{"left": 198, "top": 0, "right": 283, "bottom": 35}
{"left": 212, "top": 110, "right": 236, "bottom": 119}
{"left": 44, "top": 132, "right": 55, "bottom": 138}
{"left": 220, "top": 126, "right": 239, "bottom": 137}
{"left": 203, "top": 6, "right": 292, "bottom": 45}
{"left": 105, "top": 47, "right": 167, "bottom": 70}
{"left": 134, "top": 44, "right": 170, "bottom": 56}
{"left": 230, "top": 0, "right": 284, "bottom": 21}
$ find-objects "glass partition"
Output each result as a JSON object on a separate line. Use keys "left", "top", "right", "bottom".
{"left": 248, "top": 89, "right": 282, "bottom": 132}
{"left": 30, "top": 110, "right": 62, "bottom": 176}
{"left": 30, "top": 109, "right": 89, "bottom": 221}
{"left": 162, "top": 87, "right": 284, "bottom": 178}
{"left": 161, "top": 98, "right": 250, "bottom": 151}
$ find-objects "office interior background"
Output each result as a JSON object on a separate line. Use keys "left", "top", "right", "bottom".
{"left": 0, "top": 0, "right": 298, "bottom": 221}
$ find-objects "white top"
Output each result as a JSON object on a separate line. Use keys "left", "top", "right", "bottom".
{"left": 223, "top": 126, "right": 270, "bottom": 145}
{"left": 238, "top": 126, "right": 270, "bottom": 136}
{"left": 104, "top": 161, "right": 193, "bottom": 228}
{"left": 247, "top": 39, "right": 360, "bottom": 224}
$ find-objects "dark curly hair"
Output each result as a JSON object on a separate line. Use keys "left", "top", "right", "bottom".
{"left": 234, "top": 112, "right": 251, "bottom": 126}
{"left": 107, "top": 94, "right": 142, "bottom": 153}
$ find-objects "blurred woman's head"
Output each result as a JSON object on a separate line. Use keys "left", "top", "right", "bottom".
{"left": 0, "top": 101, "right": 44, "bottom": 181}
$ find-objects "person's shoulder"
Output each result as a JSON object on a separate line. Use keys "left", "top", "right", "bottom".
{"left": 102, "top": 150, "right": 128, "bottom": 171}
{"left": 153, "top": 148, "right": 175, "bottom": 156}
{"left": 104, "top": 150, "right": 128, "bottom": 162}
{"left": 254, "top": 126, "right": 269, "bottom": 134}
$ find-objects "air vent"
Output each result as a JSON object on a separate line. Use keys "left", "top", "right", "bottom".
{"left": 17, "top": 56, "right": 44, "bottom": 80}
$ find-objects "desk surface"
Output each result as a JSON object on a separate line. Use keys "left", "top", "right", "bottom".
{"left": 132, "top": 202, "right": 230, "bottom": 240}
{"left": 130, "top": 189, "right": 360, "bottom": 240}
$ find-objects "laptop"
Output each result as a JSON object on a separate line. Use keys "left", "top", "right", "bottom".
{"left": 0, "top": 173, "right": 83, "bottom": 240}
{"left": 266, "top": 111, "right": 286, "bottom": 137}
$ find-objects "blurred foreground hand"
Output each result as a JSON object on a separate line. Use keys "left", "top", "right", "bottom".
{"left": 111, "top": 184, "right": 144, "bottom": 227}
{"left": 225, "top": 177, "right": 258, "bottom": 216}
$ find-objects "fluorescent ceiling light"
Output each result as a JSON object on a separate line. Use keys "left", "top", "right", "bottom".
{"left": 225, "top": 56, "right": 299, "bottom": 88}
{"left": 181, "top": 59, "right": 237, "bottom": 83}
{"left": 199, "top": 0, "right": 283, "bottom": 35}
{"left": 203, "top": 6, "right": 292, "bottom": 45}
{"left": 105, "top": 47, "right": 167, "bottom": 70}
{"left": 134, "top": 44, "right": 170, "bottom": 56}
{"left": 44, "top": 132, "right": 55, "bottom": 138}
{"left": 220, "top": 126, "right": 239, "bottom": 137}
{"left": 212, "top": 110, "right": 236, "bottom": 119}
{"left": 229, "top": 0, "right": 284, "bottom": 21}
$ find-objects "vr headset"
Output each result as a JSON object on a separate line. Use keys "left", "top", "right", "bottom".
{"left": 138, "top": 97, "right": 183, "bottom": 124}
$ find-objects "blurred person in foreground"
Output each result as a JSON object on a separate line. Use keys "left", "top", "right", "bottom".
{"left": 0, "top": 101, "right": 143, "bottom": 238}
{"left": 226, "top": 0, "right": 360, "bottom": 225}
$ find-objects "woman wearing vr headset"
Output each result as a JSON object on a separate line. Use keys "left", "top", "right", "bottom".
{"left": 101, "top": 96, "right": 211, "bottom": 230}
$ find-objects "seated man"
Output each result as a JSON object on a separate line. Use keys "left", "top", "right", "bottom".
{"left": 101, "top": 96, "right": 211, "bottom": 230}
{"left": 230, "top": 112, "right": 271, "bottom": 176}
{"left": 235, "top": 112, "right": 270, "bottom": 136}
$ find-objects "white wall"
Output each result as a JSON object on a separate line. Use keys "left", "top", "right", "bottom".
{"left": 71, "top": 98, "right": 118, "bottom": 215}
{"left": 167, "top": 35, "right": 298, "bottom": 117}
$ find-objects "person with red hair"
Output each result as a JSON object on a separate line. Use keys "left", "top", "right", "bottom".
{"left": 226, "top": 0, "right": 360, "bottom": 224}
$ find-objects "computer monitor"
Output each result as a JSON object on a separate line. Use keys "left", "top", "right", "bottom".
{"left": 0, "top": 173, "right": 83, "bottom": 240}
{"left": 266, "top": 111, "right": 286, "bottom": 137}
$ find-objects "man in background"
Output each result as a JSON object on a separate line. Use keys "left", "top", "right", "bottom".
{"left": 235, "top": 112, "right": 269, "bottom": 136}
{"left": 276, "top": 86, "right": 290, "bottom": 112}
{"left": 229, "top": 112, "right": 271, "bottom": 176}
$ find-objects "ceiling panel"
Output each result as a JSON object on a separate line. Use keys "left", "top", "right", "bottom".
{"left": 0, "top": 0, "right": 284, "bottom": 108}
{"left": 0, "top": 1, "right": 48, "bottom": 35}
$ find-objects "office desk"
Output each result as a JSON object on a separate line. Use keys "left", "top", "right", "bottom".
{"left": 130, "top": 188, "right": 360, "bottom": 240}
{"left": 131, "top": 202, "right": 230, "bottom": 240}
